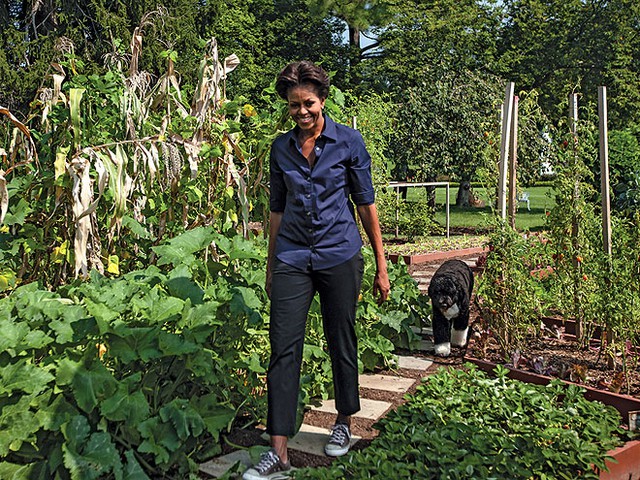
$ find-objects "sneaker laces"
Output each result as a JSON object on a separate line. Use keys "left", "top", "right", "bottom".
{"left": 255, "top": 450, "right": 281, "bottom": 474}
{"left": 328, "top": 423, "right": 350, "bottom": 445}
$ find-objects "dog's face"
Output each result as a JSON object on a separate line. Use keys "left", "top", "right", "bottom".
{"left": 430, "top": 277, "right": 459, "bottom": 313}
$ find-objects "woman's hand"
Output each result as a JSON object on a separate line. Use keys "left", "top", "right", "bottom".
{"left": 356, "top": 204, "right": 390, "bottom": 305}
{"left": 373, "top": 268, "right": 390, "bottom": 305}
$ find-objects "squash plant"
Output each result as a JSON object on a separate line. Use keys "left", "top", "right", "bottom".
{"left": 292, "top": 364, "right": 633, "bottom": 479}
{"left": 0, "top": 226, "right": 430, "bottom": 478}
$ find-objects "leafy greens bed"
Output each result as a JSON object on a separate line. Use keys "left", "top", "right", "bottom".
{"left": 292, "top": 364, "right": 631, "bottom": 480}
{"left": 0, "top": 227, "right": 430, "bottom": 479}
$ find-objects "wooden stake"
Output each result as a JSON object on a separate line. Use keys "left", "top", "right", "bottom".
{"left": 568, "top": 93, "right": 582, "bottom": 342}
{"left": 498, "top": 82, "right": 515, "bottom": 220}
{"left": 599, "top": 87, "right": 612, "bottom": 257}
{"left": 599, "top": 86, "right": 615, "bottom": 366}
{"left": 508, "top": 96, "right": 519, "bottom": 228}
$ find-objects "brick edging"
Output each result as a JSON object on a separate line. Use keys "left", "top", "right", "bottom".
{"left": 388, "top": 246, "right": 486, "bottom": 265}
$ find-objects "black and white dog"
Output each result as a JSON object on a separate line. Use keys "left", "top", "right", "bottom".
{"left": 427, "top": 259, "right": 474, "bottom": 357}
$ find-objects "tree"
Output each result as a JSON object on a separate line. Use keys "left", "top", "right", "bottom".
{"left": 358, "top": 0, "right": 502, "bottom": 94}
{"left": 306, "top": 0, "right": 395, "bottom": 86}
{"left": 496, "top": 0, "right": 640, "bottom": 129}
{"left": 390, "top": 70, "right": 504, "bottom": 207}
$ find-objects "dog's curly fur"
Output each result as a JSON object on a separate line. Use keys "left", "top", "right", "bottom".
{"left": 427, "top": 259, "right": 474, "bottom": 357}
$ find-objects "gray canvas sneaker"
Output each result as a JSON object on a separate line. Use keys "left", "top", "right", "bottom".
{"left": 324, "top": 423, "right": 351, "bottom": 457}
{"left": 242, "top": 449, "right": 291, "bottom": 480}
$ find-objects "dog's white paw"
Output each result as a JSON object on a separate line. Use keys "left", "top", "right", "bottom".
{"left": 451, "top": 327, "right": 468, "bottom": 347}
{"left": 434, "top": 343, "right": 451, "bottom": 357}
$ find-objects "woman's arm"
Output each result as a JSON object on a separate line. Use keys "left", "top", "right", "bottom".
{"left": 266, "top": 211, "right": 283, "bottom": 299}
{"left": 357, "top": 203, "right": 390, "bottom": 305}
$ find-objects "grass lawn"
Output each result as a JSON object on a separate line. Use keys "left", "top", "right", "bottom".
{"left": 400, "top": 184, "right": 554, "bottom": 232}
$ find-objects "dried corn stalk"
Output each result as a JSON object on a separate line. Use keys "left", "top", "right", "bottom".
{"left": 0, "top": 106, "right": 39, "bottom": 224}
{"left": 68, "top": 156, "right": 93, "bottom": 277}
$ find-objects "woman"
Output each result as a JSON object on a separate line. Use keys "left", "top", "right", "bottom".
{"left": 243, "top": 61, "right": 390, "bottom": 480}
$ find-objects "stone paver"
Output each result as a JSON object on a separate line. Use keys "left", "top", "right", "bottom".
{"left": 199, "top": 448, "right": 252, "bottom": 478}
{"left": 262, "top": 423, "right": 361, "bottom": 458}
{"left": 410, "top": 326, "right": 433, "bottom": 336}
{"left": 416, "top": 339, "right": 435, "bottom": 352}
{"left": 359, "top": 373, "right": 415, "bottom": 392}
{"left": 311, "top": 398, "right": 391, "bottom": 420}
{"left": 396, "top": 355, "right": 433, "bottom": 370}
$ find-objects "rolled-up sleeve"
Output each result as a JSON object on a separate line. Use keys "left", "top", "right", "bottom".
{"left": 348, "top": 131, "right": 375, "bottom": 206}
{"left": 269, "top": 146, "right": 287, "bottom": 212}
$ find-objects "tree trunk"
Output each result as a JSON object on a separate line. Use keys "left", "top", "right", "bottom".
{"left": 456, "top": 180, "right": 485, "bottom": 207}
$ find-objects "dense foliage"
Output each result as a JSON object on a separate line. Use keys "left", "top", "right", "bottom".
{"left": 0, "top": 227, "right": 431, "bottom": 478}
{"left": 292, "top": 365, "right": 628, "bottom": 479}
{"left": 4, "top": 0, "right": 640, "bottom": 190}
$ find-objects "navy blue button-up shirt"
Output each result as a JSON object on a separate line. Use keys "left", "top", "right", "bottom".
{"left": 270, "top": 114, "right": 375, "bottom": 270}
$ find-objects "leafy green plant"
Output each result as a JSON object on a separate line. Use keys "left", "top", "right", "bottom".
{"left": 376, "top": 190, "right": 443, "bottom": 241}
{"left": 0, "top": 228, "right": 272, "bottom": 478}
{"left": 292, "top": 364, "right": 631, "bottom": 479}
{"left": 475, "top": 220, "right": 544, "bottom": 359}
{"left": 0, "top": 227, "right": 430, "bottom": 477}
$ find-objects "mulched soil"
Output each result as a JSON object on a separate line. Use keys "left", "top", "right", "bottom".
{"left": 466, "top": 320, "right": 640, "bottom": 398}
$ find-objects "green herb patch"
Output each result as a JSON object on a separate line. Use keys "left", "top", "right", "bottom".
{"left": 293, "top": 364, "right": 629, "bottom": 479}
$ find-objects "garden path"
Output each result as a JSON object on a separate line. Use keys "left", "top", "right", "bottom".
{"left": 198, "top": 251, "right": 481, "bottom": 479}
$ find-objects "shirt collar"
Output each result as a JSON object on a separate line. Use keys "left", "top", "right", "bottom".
{"left": 286, "top": 113, "right": 338, "bottom": 146}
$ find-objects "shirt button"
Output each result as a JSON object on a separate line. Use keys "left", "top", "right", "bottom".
{"left": 306, "top": 194, "right": 311, "bottom": 199}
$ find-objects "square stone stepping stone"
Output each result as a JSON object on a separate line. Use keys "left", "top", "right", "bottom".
{"left": 396, "top": 355, "right": 433, "bottom": 371}
{"left": 359, "top": 373, "right": 415, "bottom": 392}
{"left": 410, "top": 326, "right": 433, "bottom": 336}
{"left": 311, "top": 398, "right": 391, "bottom": 420}
{"left": 199, "top": 448, "right": 252, "bottom": 478}
{"left": 416, "top": 339, "right": 434, "bottom": 352}
{"left": 262, "top": 423, "right": 361, "bottom": 457}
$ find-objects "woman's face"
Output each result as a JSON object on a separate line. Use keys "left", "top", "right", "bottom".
{"left": 287, "top": 84, "right": 325, "bottom": 134}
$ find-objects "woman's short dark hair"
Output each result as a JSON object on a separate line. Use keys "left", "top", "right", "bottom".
{"left": 275, "top": 61, "right": 330, "bottom": 101}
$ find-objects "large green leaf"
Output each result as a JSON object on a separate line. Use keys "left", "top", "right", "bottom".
{"left": 0, "top": 319, "right": 42, "bottom": 354}
{"left": 123, "top": 450, "right": 150, "bottom": 480}
{"left": 157, "top": 331, "right": 198, "bottom": 356}
{"left": 214, "top": 235, "right": 263, "bottom": 261}
{"left": 100, "top": 374, "right": 150, "bottom": 424}
{"left": 151, "top": 226, "right": 217, "bottom": 267}
{"left": 0, "top": 461, "right": 48, "bottom": 480}
{"left": 107, "top": 328, "right": 161, "bottom": 363}
{"left": 165, "top": 264, "right": 204, "bottom": 304}
{"left": 0, "top": 360, "right": 54, "bottom": 395}
{"left": 159, "top": 399, "right": 205, "bottom": 440}
{"left": 56, "top": 359, "right": 117, "bottom": 413}
{"left": 0, "top": 397, "right": 42, "bottom": 456}
{"left": 138, "top": 416, "right": 180, "bottom": 465}
{"left": 62, "top": 416, "right": 122, "bottom": 480}
{"left": 190, "top": 394, "right": 235, "bottom": 441}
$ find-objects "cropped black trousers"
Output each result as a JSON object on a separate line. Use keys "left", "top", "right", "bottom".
{"left": 266, "top": 252, "right": 363, "bottom": 436}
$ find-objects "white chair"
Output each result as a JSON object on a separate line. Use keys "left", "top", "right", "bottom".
{"left": 518, "top": 192, "right": 530, "bottom": 211}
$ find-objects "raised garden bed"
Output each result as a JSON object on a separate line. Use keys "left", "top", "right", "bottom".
{"left": 388, "top": 245, "right": 485, "bottom": 265}
{"left": 463, "top": 356, "right": 640, "bottom": 480}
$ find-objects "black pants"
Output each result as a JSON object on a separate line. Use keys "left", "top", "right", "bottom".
{"left": 266, "top": 252, "right": 364, "bottom": 436}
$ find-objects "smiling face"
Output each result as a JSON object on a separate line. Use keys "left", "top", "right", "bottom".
{"left": 286, "top": 84, "right": 325, "bottom": 135}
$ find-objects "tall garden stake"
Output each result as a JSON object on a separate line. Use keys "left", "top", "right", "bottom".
{"left": 569, "top": 93, "right": 584, "bottom": 341}
{"left": 598, "top": 86, "right": 614, "bottom": 367}
{"left": 498, "top": 82, "right": 515, "bottom": 220}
